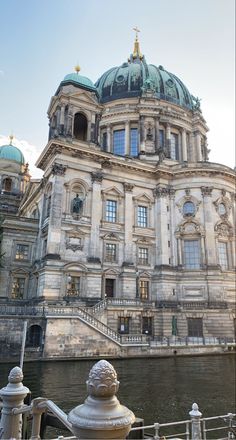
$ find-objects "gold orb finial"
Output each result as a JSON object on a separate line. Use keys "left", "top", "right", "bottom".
{"left": 9, "top": 134, "right": 14, "bottom": 145}
{"left": 75, "top": 64, "right": 81, "bottom": 73}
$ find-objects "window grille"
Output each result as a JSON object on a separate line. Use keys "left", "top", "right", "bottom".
{"left": 137, "top": 206, "right": 148, "bottom": 227}
{"left": 106, "top": 200, "right": 117, "bottom": 222}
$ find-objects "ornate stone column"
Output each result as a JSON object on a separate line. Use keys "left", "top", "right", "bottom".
{"left": 107, "top": 125, "right": 111, "bottom": 152}
{"left": 123, "top": 183, "right": 134, "bottom": 263}
{"left": 166, "top": 123, "right": 171, "bottom": 158}
{"left": 59, "top": 105, "right": 65, "bottom": 135}
{"left": 181, "top": 129, "right": 187, "bottom": 162}
{"left": 201, "top": 186, "right": 216, "bottom": 267}
{"left": 139, "top": 116, "right": 145, "bottom": 152}
{"left": 47, "top": 163, "right": 67, "bottom": 256}
{"left": 89, "top": 171, "right": 103, "bottom": 261}
{"left": 196, "top": 131, "right": 202, "bottom": 161}
{"left": 169, "top": 187, "right": 176, "bottom": 265}
{"left": 125, "top": 121, "right": 130, "bottom": 155}
{"left": 153, "top": 186, "right": 170, "bottom": 266}
{"left": 154, "top": 117, "right": 159, "bottom": 152}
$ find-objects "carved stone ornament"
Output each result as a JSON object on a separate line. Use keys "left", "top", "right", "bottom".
{"left": 86, "top": 360, "right": 119, "bottom": 398}
{"left": 215, "top": 222, "right": 233, "bottom": 238}
{"left": 154, "top": 186, "right": 175, "bottom": 198}
{"left": 213, "top": 194, "right": 232, "bottom": 218}
{"left": 8, "top": 366, "right": 23, "bottom": 383}
{"left": 123, "top": 182, "right": 134, "bottom": 192}
{"left": 66, "top": 241, "right": 83, "bottom": 252}
{"left": 51, "top": 163, "right": 67, "bottom": 176}
{"left": 91, "top": 171, "right": 103, "bottom": 183}
{"left": 68, "top": 360, "right": 135, "bottom": 438}
{"left": 201, "top": 186, "right": 213, "bottom": 197}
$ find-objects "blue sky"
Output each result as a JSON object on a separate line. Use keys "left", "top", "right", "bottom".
{"left": 0, "top": 0, "right": 235, "bottom": 177}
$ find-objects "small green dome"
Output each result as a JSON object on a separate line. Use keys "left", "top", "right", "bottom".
{"left": 61, "top": 72, "right": 96, "bottom": 92}
{"left": 0, "top": 144, "right": 25, "bottom": 164}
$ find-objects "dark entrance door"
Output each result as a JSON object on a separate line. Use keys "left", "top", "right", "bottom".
{"left": 105, "top": 279, "right": 115, "bottom": 298}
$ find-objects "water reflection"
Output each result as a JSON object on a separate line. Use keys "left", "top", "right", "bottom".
{"left": 0, "top": 355, "right": 235, "bottom": 427}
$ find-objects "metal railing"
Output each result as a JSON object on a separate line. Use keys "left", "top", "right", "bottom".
{"left": 130, "top": 412, "right": 236, "bottom": 439}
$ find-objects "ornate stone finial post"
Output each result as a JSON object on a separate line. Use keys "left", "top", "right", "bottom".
{"left": 189, "top": 402, "right": 202, "bottom": 440}
{"left": 0, "top": 367, "right": 29, "bottom": 440}
{"left": 68, "top": 360, "right": 135, "bottom": 439}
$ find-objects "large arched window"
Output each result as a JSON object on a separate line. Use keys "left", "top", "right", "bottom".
{"left": 73, "top": 112, "right": 88, "bottom": 141}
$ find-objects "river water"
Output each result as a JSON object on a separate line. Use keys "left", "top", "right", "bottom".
{"left": 0, "top": 354, "right": 235, "bottom": 436}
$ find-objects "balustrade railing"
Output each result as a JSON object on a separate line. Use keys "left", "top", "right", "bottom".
{"left": 151, "top": 336, "right": 236, "bottom": 347}
{"left": 0, "top": 363, "right": 235, "bottom": 440}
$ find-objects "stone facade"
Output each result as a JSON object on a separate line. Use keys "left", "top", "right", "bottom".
{"left": 0, "top": 39, "right": 235, "bottom": 359}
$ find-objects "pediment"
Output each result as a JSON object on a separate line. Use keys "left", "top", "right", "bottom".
{"left": 102, "top": 186, "right": 123, "bottom": 198}
{"left": 71, "top": 91, "right": 98, "bottom": 106}
{"left": 133, "top": 192, "right": 154, "bottom": 204}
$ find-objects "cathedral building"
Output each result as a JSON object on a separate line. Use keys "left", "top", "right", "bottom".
{"left": 0, "top": 35, "right": 235, "bottom": 359}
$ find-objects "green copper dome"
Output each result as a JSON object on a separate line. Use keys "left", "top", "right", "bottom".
{"left": 95, "top": 39, "right": 199, "bottom": 110}
{"left": 0, "top": 144, "right": 25, "bottom": 164}
{"left": 61, "top": 72, "right": 96, "bottom": 92}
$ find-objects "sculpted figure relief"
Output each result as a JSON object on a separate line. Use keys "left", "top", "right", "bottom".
{"left": 72, "top": 194, "right": 83, "bottom": 214}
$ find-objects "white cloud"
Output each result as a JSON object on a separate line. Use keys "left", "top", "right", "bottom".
{"left": 0, "top": 134, "right": 43, "bottom": 178}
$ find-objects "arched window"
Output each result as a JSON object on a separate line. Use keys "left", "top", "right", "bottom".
{"left": 74, "top": 112, "right": 88, "bottom": 141}
{"left": 27, "top": 325, "right": 42, "bottom": 347}
{"left": 2, "top": 177, "right": 12, "bottom": 192}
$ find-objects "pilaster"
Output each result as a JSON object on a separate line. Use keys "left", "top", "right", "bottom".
{"left": 123, "top": 183, "right": 134, "bottom": 263}
{"left": 89, "top": 171, "right": 103, "bottom": 260}
{"left": 201, "top": 186, "right": 216, "bottom": 267}
{"left": 153, "top": 186, "right": 173, "bottom": 266}
{"left": 47, "top": 163, "right": 67, "bottom": 256}
{"left": 181, "top": 129, "right": 187, "bottom": 161}
{"left": 125, "top": 121, "right": 130, "bottom": 155}
{"left": 196, "top": 131, "right": 202, "bottom": 161}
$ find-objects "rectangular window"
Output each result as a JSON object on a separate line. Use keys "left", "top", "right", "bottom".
{"left": 218, "top": 242, "right": 228, "bottom": 269}
{"left": 188, "top": 318, "right": 203, "bottom": 337}
{"left": 102, "top": 132, "right": 107, "bottom": 151}
{"left": 106, "top": 200, "right": 117, "bottom": 222}
{"left": 118, "top": 317, "right": 130, "bottom": 334}
{"left": 138, "top": 206, "right": 148, "bottom": 228}
{"left": 130, "top": 128, "right": 138, "bottom": 156}
{"left": 184, "top": 240, "right": 200, "bottom": 269}
{"left": 159, "top": 129, "right": 165, "bottom": 147}
{"left": 105, "top": 278, "right": 115, "bottom": 298}
{"left": 105, "top": 243, "right": 117, "bottom": 262}
{"left": 68, "top": 276, "right": 80, "bottom": 296}
{"left": 15, "top": 244, "right": 29, "bottom": 260}
{"left": 11, "top": 278, "right": 25, "bottom": 299}
{"left": 170, "top": 133, "right": 179, "bottom": 160}
{"left": 142, "top": 317, "right": 152, "bottom": 335}
{"left": 138, "top": 247, "right": 148, "bottom": 265}
{"left": 113, "top": 130, "right": 125, "bottom": 156}
{"left": 139, "top": 280, "right": 149, "bottom": 300}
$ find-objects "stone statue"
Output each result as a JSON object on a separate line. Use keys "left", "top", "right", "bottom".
{"left": 72, "top": 194, "right": 83, "bottom": 214}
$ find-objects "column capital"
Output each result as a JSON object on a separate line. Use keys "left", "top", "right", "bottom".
{"left": 51, "top": 163, "right": 67, "bottom": 176}
{"left": 153, "top": 186, "right": 175, "bottom": 198}
{"left": 123, "top": 183, "right": 134, "bottom": 192}
{"left": 91, "top": 171, "right": 103, "bottom": 183}
{"left": 201, "top": 186, "right": 213, "bottom": 197}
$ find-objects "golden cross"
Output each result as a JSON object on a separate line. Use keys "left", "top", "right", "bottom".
{"left": 133, "top": 27, "right": 140, "bottom": 40}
